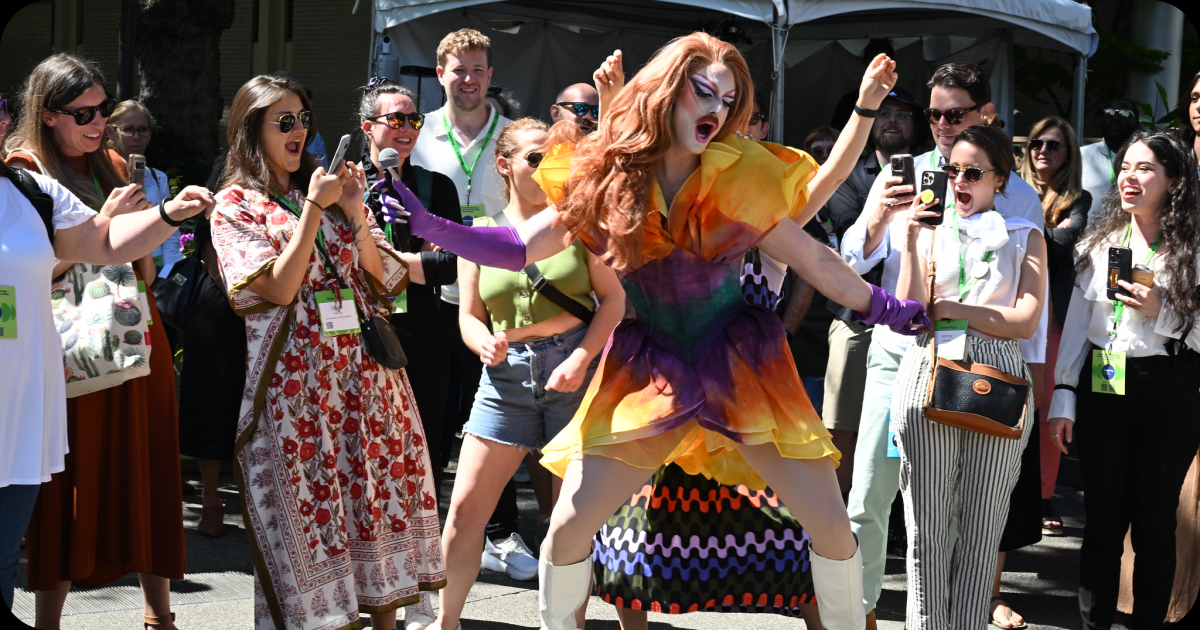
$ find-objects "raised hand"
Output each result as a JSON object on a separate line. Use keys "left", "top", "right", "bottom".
{"left": 99, "top": 184, "right": 151, "bottom": 218}
{"left": 307, "top": 166, "right": 342, "bottom": 210}
{"left": 165, "top": 186, "right": 217, "bottom": 220}
{"left": 593, "top": 49, "right": 625, "bottom": 120}
{"left": 336, "top": 161, "right": 367, "bottom": 218}
{"left": 858, "top": 53, "right": 899, "bottom": 111}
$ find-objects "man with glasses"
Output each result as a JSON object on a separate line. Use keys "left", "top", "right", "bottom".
{"left": 549, "top": 83, "right": 599, "bottom": 134}
{"left": 1081, "top": 97, "right": 1141, "bottom": 221}
{"left": 839, "top": 62, "right": 1046, "bottom": 630}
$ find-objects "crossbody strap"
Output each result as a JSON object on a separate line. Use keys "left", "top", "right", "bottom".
{"left": 494, "top": 211, "right": 594, "bottom": 324}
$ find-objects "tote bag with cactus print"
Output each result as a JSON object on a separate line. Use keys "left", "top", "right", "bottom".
{"left": 52, "top": 262, "right": 153, "bottom": 397}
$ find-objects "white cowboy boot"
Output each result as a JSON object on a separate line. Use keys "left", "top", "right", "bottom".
{"left": 810, "top": 545, "right": 866, "bottom": 630}
{"left": 538, "top": 555, "right": 592, "bottom": 630}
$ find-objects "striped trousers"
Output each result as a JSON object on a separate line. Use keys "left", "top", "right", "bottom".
{"left": 893, "top": 335, "right": 1033, "bottom": 630}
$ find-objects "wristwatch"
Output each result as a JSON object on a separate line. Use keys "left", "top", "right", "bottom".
{"left": 854, "top": 104, "right": 879, "bottom": 118}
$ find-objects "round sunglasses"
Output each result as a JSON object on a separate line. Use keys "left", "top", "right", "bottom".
{"left": 371, "top": 111, "right": 425, "bottom": 131}
{"left": 524, "top": 151, "right": 544, "bottom": 168}
{"left": 556, "top": 102, "right": 599, "bottom": 119}
{"left": 942, "top": 163, "right": 998, "bottom": 183}
{"left": 268, "top": 111, "right": 312, "bottom": 133}
{"left": 47, "top": 97, "right": 117, "bottom": 126}
{"left": 923, "top": 103, "right": 981, "bottom": 125}
{"left": 1028, "top": 139, "right": 1062, "bottom": 152}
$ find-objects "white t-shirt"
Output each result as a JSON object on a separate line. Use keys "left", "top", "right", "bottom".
{"left": 411, "top": 104, "right": 511, "bottom": 305}
{"left": 0, "top": 170, "right": 94, "bottom": 487}
{"left": 1080, "top": 141, "right": 1116, "bottom": 223}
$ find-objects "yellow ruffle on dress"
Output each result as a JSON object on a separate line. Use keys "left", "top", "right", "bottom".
{"left": 535, "top": 135, "right": 838, "bottom": 490}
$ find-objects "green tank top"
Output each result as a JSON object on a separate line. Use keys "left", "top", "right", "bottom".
{"left": 474, "top": 215, "right": 594, "bottom": 331}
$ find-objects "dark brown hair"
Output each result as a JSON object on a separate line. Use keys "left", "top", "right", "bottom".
{"left": 952, "top": 124, "right": 1015, "bottom": 194}
{"left": 928, "top": 63, "right": 991, "bottom": 108}
{"left": 218, "top": 74, "right": 319, "bottom": 193}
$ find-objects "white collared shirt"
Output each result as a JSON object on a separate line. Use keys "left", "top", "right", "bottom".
{"left": 1080, "top": 141, "right": 1116, "bottom": 223}
{"left": 411, "top": 104, "right": 512, "bottom": 304}
{"left": 840, "top": 148, "right": 1048, "bottom": 361}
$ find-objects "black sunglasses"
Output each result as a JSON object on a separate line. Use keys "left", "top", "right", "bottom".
{"left": 1103, "top": 108, "right": 1136, "bottom": 119}
{"left": 1028, "top": 139, "right": 1062, "bottom": 152}
{"left": 372, "top": 111, "right": 425, "bottom": 130}
{"left": 923, "top": 103, "right": 981, "bottom": 125}
{"left": 749, "top": 111, "right": 767, "bottom": 125}
{"left": 556, "top": 102, "right": 599, "bottom": 119}
{"left": 268, "top": 111, "right": 312, "bottom": 133}
{"left": 943, "top": 163, "right": 998, "bottom": 183}
{"left": 47, "top": 97, "right": 116, "bottom": 126}
{"left": 524, "top": 152, "right": 544, "bottom": 168}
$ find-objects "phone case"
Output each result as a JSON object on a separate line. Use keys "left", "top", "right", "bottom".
{"left": 891, "top": 154, "right": 915, "bottom": 189}
{"left": 918, "top": 170, "right": 948, "bottom": 226}
{"left": 1107, "top": 246, "right": 1133, "bottom": 300}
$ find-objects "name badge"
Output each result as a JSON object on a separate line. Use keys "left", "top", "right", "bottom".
{"left": 460, "top": 204, "right": 486, "bottom": 226}
{"left": 886, "top": 417, "right": 900, "bottom": 459}
{"left": 1092, "top": 349, "right": 1126, "bottom": 395}
{"left": 315, "top": 289, "right": 362, "bottom": 336}
{"left": 934, "top": 319, "right": 968, "bottom": 361}
{"left": 138, "top": 280, "right": 153, "bottom": 325}
{"left": 393, "top": 290, "right": 408, "bottom": 314}
{"left": 0, "top": 286, "right": 17, "bottom": 339}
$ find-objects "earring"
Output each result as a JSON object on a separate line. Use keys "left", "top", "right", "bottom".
{"left": 995, "top": 186, "right": 1002, "bottom": 193}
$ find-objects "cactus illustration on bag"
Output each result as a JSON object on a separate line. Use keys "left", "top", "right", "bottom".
{"left": 74, "top": 352, "right": 100, "bottom": 378}
{"left": 68, "top": 266, "right": 85, "bottom": 306}
{"left": 51, "top": 288, "right": 66, "bottom": 307}
{"left": 103, "top": 264, "right": 136, "bottom": 287}
{"left": 124, "top": 330, "right": 143, "bottom": 345}
{"left": 112, "top": 301, "right": 142, "bottom": 326}
{"left": 116, "top": 347, "right": 147, "bottom": 369}
{"left": 53, "top": 262, "right": 152, "bottom": 395}
{"left": 87, "top": 282, "right": 111, "bottom": 299}
{"left": 101, "top": 334, "right": 121, "bottom": 361}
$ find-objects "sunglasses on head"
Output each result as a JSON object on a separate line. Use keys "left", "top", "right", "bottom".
{"left": 47, "top": 97, "right": 116, "bottom": 126}
{"left": 1028, "top": 139, "right": 1062, "bottom": 152}
{"left": 556, "top": 102, "right": 599, "bottom": 119}
{"left": 942, "top": 163, "right": 998, "bottom": 183}
{"left": 268, "top": 111, "right": 312, "bottom": 133}
{"left": 371, "top": 111, "right": 425, "bottom": 130}
{"left": 923, "top": 103, "right": 981, "bottom": 125}
{"left": 1104, "top": 108, "right": 1136, "bottom": 119}
{"left": 524, "top": 151, "right": 544, "bottom": 168}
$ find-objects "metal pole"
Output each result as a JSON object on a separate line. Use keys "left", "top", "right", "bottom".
{"left": 1072, "top": 53, "right": 1087, "bottom": 137}
{"left": 771, "top": 25, "right": 787, "bottom": 144}
{"left": 117, "top": 0, "right": 138, "bottom": 100}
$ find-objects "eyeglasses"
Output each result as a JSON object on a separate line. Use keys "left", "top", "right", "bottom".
{"left": 877, "top": 109, "right": 914, "bottom": 123}
{"left": 1027, "top": 139, "right": 1062, "bottom": 152}
{"left": 556, "top": 102, "right": 599, "bottom": 119}
{"left": 268, "top": 111, "right": 312, "bottom": 133}
{"left": 371, "top": 111, "right": 425, "bottom": 130}
{"left": 942, "top": 163, "right": 998, "bottom": 183}
{"left": 47, "top": 97, "right": 116, "bottom": 126}
{"left": 113, "top": 125, "right": 152, "bottom": 138}
{"left": 1103, "top": 108, "right": 1136, "bottom": 119}
{"left": 923, "top": 104, "right": 981, "bottom": 125}
{"left": 749, "top": 112, "right": 767, "bottom": 126}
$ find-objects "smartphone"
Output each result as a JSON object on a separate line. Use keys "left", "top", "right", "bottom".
{"left": 328, "top": 133, "right": 351, "bottom": 174}
{"left": 890, "top": 153, "right": 916, "bottom": 191}
{"left": 918, "top": 170, "right": 948, "bottom": 226}
{"left": 1132, "top": 264, "right": 1154, "bottom": 289}
{"left": 127, "top": 154, "right": 146, "bottom": 188}
{"left": 1107, "top": 246, "right": 1133, "bottom": 300}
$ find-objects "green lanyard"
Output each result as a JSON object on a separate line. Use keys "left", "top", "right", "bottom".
{"left": 1102, "top": 145, "right": 1115, "bottom": 185}
{"left": 444, "top": 110, "right": 500, "bottom": 202}
{"left": 91, "top": 173, "right": 104, "bottom": 210}
{"left": 1111, "top": 222, "right": 1161, "bottom": 331}
{"left": 274, "top": 193, "right": 336, "bottom": 278}
{"left": 950, "top": 210, "right": 994, "bottom": 301}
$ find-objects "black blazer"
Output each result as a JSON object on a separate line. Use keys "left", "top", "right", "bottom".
{"left": 1044, "top": 190, "right": 1092, "bottom": 327}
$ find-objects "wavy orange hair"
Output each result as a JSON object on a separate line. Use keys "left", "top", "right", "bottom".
{"left": 554, "top": 32, "right": 753, "bottom": 270}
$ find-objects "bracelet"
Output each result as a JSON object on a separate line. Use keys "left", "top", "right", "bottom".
{"left": 854, "top": 104, "right": 879, "bottom": 118}
{"left": 158, "top": 199, "right": 185, "bottom": 227}
{"left": 304, "top": 198, "right": 326, "bottom": 212}
{"left": 1052, "top": 384, "right": 1077, "bottom": 393}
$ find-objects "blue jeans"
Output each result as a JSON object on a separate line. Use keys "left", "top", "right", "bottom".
{"left": 0, "top": 484, "right": 41, "bottom": 609}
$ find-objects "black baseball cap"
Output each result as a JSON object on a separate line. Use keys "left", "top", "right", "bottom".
{"left": 884, "top": 87, "right": 919, "bottom": 107}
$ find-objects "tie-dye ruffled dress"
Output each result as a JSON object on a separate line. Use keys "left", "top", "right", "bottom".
{"left": 535, "top": 134, "right": 838, "bottom": 489}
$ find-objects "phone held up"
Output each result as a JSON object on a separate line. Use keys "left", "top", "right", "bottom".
{"left": 918, "top": 170, "right": 948, "bottom": 226}
{"left": 891, "top": 153, "right": 915, "bottom": 192}
{"left": 127, "top": 154, "right": 146, "bottom": 189}
{"left": 1107, "top": 246, "right": 1132, "bottom": 300}
{"left": 328, "top": 133, "right": 352, "bottom": 175}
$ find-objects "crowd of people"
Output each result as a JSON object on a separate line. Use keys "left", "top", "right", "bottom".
{"left": 1, "top": 24, "right": 1199, "bottom": 630}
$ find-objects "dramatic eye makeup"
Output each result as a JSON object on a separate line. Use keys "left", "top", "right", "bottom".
{"left": 689, "top": 75, "right": 735, "bottom": 111}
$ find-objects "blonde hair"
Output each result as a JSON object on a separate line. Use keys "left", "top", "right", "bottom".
{"left": 1019, "top": 116, "right": 1083, "bottom": 227}
{"left": 494, "top": 117, "right": 549, "bottom": 201}
{"left": 436, "top": 29, "right": 492, "bottom": 68}
{"left": 105, "top": 100, "right": 155, "bottom": 151}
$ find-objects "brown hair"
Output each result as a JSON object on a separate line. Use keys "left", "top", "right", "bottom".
{"left": 555, "top": 32, "right": 753, "bottom": 270}
{"left": 6, "top": 54, "right": 125, "bottom": 207}
{"left": 803, "top": 126, "right": 839, "bottom": 154}
{"left": 436, "top": 29, "right": 492, "bottom": 68}
{"left": 952, "top": 124, "right": 1016, "bottom": 194}
{"left": 1019, "top": 116, "right": 1084, "bottom": 226}
{"left": 218, "top": 74, "right": 319, "bottom": 193}
{"left": 928, "top": 63, "right": 991, "bottom": 108}
{"left": 104, "top": 100, "right": 156, "bottom": 151}
{"left": 493, "top": 117, "right": 549, "bottom": 201}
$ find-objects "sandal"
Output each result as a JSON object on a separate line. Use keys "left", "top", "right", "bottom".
{"left": 1041, "top": 499, "right": 1064, "bottom": 536}
{"left": 144, "top": 612, "right": 175, "bottom": 629}
{"left": 989, "top": 597, "right": 1027, "bottom": 629}
{"left": 198, "top": 502, "right": 226, "bottom": 538}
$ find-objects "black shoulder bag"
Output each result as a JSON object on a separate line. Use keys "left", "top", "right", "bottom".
{"left": 493, "top": 212, "right": 594, "bottom": 324}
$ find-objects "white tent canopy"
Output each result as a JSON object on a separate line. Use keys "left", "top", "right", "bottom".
{"left": 371, "top": 0, "right": 1096, "bottom": 142}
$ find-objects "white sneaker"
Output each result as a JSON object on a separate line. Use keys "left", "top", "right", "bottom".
{"left": 403, "top": 591, "right": 437, "bottom": 630}
{"left": 513, "top": 461, "right": 531, "bottom": 483}
{"left": 481, "top": 532, "right": 539, "bottom": 581}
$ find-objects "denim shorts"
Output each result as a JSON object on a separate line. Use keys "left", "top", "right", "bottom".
{"left": 463, "top": 323, "right": 598, "bottom": 451}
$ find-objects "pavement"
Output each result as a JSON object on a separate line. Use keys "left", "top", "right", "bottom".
{"left": 4, "top": 454, "right": 1186, "bottom": 630}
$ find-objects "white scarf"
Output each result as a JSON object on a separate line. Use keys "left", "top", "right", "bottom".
{"left": 956, "top": 210, "right": 1009, "bottom": 261}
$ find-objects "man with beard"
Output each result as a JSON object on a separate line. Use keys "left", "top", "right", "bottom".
{"left": 1080, "top": 97, "right": 1141, "bottom": 221}
{"left": 549, "top": 83, "right": 599, "bottom": 134}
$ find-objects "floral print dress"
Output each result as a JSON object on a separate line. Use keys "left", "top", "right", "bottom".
{"left": 212, "top": 186, "right": 445, "bottom": 630}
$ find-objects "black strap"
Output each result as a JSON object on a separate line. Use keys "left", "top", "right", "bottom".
{"left": 5, "top": 167, "right": 55, "bottom": 243}
{"left": 521, "top": 262, "right": 594, "bottom": 324}
{"left": 1053, "top": 384, "right": 1077, "bottom": 393}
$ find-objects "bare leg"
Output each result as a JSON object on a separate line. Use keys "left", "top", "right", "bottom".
{"left": 370, "top": 609, "right": 397, "bottom": 629}
{"left": 543, "top": 455, "right": 657, "bottom": 566}
{"left": 798, "top": 601, "right": 825, "bottom": 630}
{"left": 735, "top": 443, "right": 856, "bottom": 559}
{"left": 528, "top": 450, "right": 555, "bottom": 522}
{"left": 198, "top": 459, "right": 223, "bottom": 507}
{"left": 139, "top": 573, "right": 179, "bottom": 629}
{"left": 197, "top": 459, "right": 226, "bottom": 538}
{"left": 615, "top": 607, "right": 648, "bottom": 630}
{"left": 435, "top": 434, "right": 527, "bottom": 630}
{"left": 989, "top": 552, "right": 1025, "bottom": 628}
{"left": 828, "top": 429, "right": 857, "bottom": 497}
{"left": 33, "top": 581, "right": 71, "bottom": 630}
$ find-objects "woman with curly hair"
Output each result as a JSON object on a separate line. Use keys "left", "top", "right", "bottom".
{"left": 1048, "top": 130, "right": 1200, "bottom": 630}
{"left": 378, "top": 33, "right": 928, "bottom": 630}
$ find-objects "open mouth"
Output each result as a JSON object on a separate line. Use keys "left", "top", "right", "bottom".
{"left": 395, "top": 137, "right": 413, "bottom": 145}
{"left": 83, "top": 132, "right": 102, "bottom": 141}
{"left": 955, "top": 189, "right": 973, "bottom": 207}
{"left": 1121, "top": 184, "right": 1142, "bottom": 200}
{"left": 285, "top": 140, "right": 301, "bottom": 155}
{"left": 695, "top": 116, "right": 718, "bottom": 144}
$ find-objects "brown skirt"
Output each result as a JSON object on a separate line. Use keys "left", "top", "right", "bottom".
{"left": 25, "top": 286, "right": 186, "bottom": 590}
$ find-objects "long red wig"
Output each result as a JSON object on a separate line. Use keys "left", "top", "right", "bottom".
{"left": 551, "top": 32, "right": 754, "bottom": 270}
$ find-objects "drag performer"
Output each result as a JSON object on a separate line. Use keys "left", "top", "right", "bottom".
{"left": 379, "top": 33, "right": 926, "bottom": 630}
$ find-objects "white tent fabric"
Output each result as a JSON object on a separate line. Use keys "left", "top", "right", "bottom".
{"left": 374, "top": 0, "right": 786, "bottom": 32}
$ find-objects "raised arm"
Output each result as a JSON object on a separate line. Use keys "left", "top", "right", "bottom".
{"left": 55, "top": 185, "right": 215, "bottom": 267}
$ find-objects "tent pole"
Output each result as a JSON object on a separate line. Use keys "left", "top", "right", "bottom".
{"left": 1072, "top": 53, "right": 1087, "bottom": 137}
{"left": 771, "top": 25, "right": 788, "bottom": 144}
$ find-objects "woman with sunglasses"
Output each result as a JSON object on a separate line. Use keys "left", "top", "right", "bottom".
{"left": 427, "top": 117, "right": 623, "bottom": 630}
{"left": 892, "top": 124, "right": 1046, "bottom": 630}
{"left": 5, "top": 53, "right": 190, "bottom": 630}
{"left": 210, "top": 74, "right": 444, "bottom": 630}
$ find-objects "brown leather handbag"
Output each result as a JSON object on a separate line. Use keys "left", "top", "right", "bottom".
{"left": 922, "top": 227, "right": 1029, "bottom": 440}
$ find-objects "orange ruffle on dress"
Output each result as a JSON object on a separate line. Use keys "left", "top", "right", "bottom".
{"left": 535, "top": 135, "right": 838, "bottom": 490}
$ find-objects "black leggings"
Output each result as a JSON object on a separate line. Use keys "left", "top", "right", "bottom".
{"left": 1075, "top": 348, "right": 1200, "bottom": 630}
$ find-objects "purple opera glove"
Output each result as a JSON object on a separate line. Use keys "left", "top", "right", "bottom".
{"left": 374, "top": 178, "right": 528, "bottom": 272}
{"left": 854, "top": 285, "right": 931, "bottom": 335}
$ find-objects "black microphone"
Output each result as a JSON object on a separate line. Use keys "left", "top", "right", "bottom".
{"left": 378, "top": 148, "right": 402, "bottom": 184}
